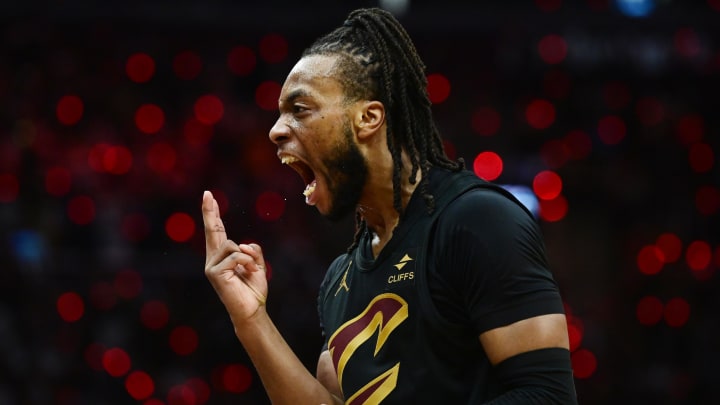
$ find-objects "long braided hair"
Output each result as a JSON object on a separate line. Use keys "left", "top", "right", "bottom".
{"left": 302, "top": 8, "right": 464, "bottom": 251}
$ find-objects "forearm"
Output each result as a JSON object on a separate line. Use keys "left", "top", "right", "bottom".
{"left": 233, "top": 308, "right": 339, "bottom": 405}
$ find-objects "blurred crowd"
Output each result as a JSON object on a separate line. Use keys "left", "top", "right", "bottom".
{"left": 0, "top": 1, "right": 718, "bottom": 404}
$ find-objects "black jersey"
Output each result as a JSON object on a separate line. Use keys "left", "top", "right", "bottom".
{"left": 317, "top": 168, "right": 565, "bottom": 404}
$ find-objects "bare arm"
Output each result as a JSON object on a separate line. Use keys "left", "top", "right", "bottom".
{"left": 479, "top": 313, "right": 577, "bottom": 404}
{"left": 317, "top": 350, "right": 344, "bottom": 404}
{"left": 479, "top": 313, "right": 569, "bottom": 366}
{"left": 233, "top": 310, "right": 342, "bottom": 404}
{"left": 201, "top": 191, "right": 339, "bottom": 405}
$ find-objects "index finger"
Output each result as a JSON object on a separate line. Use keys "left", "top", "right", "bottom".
{"left": 202, "top": 190, "right": 227, "bottom": 252}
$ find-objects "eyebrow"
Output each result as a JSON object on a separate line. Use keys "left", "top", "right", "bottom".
{"left": 283, "top": 89, "right": 311, "bottom": 104}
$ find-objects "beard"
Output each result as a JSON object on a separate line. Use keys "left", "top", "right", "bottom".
{"left": 322, "top": 121, "right": 369, "bottom": 222}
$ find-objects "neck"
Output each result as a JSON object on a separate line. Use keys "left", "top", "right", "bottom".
{"left": 357, "top": 160, "right": 419, "bottom": 258}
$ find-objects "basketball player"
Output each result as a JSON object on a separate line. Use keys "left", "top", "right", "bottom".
{"left": 202, "top": 8, "right": 577, "bottom": 404}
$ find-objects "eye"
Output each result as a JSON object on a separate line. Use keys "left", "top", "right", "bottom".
{"left": 292, "top": 105, "right": 309, "bottom": 114}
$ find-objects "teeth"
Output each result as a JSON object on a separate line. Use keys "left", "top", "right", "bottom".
{"left": 281, "top": 156, "right": 298, "bottom": 164}
{"left": 303, "top": 182, "right": 316, "bottom": 197}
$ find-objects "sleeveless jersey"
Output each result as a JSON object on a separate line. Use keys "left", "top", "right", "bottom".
{"left": 317, "top": 168, "right": 565, "bottom": 404}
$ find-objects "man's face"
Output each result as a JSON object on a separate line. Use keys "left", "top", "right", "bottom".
{"left": 269, "top": 54, "right": 369, "bottom": 221}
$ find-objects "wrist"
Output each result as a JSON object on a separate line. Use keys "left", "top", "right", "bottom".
{"left": 232, "top": 305, "right": 271, "bottom": 340}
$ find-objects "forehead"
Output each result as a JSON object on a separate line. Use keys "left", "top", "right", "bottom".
{"left": 279, "top": 54, "right": 345, "bottom": 102}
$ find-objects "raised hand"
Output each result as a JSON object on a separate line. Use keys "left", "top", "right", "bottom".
{"left": 202, "top": 190, "right": 268, "bottom": 323}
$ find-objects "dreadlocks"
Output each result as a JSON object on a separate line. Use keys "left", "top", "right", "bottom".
{"left": 302, "top": 8, "right": 464, "bottom": 252}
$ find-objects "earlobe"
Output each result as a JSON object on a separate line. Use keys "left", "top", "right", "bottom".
{"left": 356, "top": 100, "right": 385, "bottom": 140}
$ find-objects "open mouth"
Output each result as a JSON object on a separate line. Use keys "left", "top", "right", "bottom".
{"left": 280, "top": 155, "right": 317, "bottom": 202}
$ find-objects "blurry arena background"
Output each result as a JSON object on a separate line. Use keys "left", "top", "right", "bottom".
{"left": 0, "top": 0, "right": 718, "bottom": 403}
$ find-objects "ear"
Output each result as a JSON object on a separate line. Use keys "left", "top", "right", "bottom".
{"left": 354, "top": 100, "right": 385, "bottom": 141}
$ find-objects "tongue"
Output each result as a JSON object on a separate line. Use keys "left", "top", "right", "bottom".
{"left": 303, "top": 180, "right": 317, "bottom": 205}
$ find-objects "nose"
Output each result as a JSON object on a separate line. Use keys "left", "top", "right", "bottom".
{"left": 268, "top": 115, "right": 290, "bottom": 145}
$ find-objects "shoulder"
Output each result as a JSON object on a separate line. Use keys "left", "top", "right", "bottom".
{"left": 437, "top": 184, "right": 535, "bottom": 231}
{"left": 323, "top": 253, "right": 351, "bottom": 282}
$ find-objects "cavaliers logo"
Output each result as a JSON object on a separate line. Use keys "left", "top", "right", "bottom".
{"left": 328, "top": 293, "right": 409, "bottom": 404}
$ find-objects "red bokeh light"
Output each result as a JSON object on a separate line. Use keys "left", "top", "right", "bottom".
{"left": 471, "top": 106, "right": 501, "bottom": 136}
{"left": 194, "top": 94, "right": 224, "bottom": 125}
{"left": 67, "top": 195, "right": 95, "bottom": 225}
{"left": 675, "top": 114, "right": 704, "bottom": 145}
{"left": 185, "top": 377, "right": 211, "bottom": 405}
{"left": 221, "top": 364, "right": 253, "bottom": 393}
{"left": 525, "top": 99, "right": 556, "bottom": 129}
{"left": 56, "top": 95, "right": 84, "bottom": 126}
{"left": 122, "top": 212, "right": 151, "bottom": 242}
{"left": 135, "top": 104, "right": 165, "bottom": 134}
{"left": 126, "top": 370, "right": 155, "bottom": 401}
{"left": 567, "top": 322, "right": 583, "bottom": 352}
{"left": 538, "top": 195, "right": 568, "bottom": 222}
{"left": 597, "top": 115, "right": 626, "bottom": 145}
{"left": 89, "top": 281, "right": 117, "bottom": 311}
{"left": 88, "top": 143, "right": 111, "bottom": 173}
{"left": 259, "top": 34, "right": 288, "bottom": 64}
{"left": 655, "top": 232, "right": 682, "bottom": 263}
{"left": 635, "top": 97, "right": 666, "bottom": 126}
{"left": 567, "top": 312, "right": 585, "bottom": 352}
{"left": 227, "top": 45, "right": 257, "bottom": 76}
{"left": 84, "top": 343, "right": 107, "bottom": 371}
{"left": 141, "top": 300, "right": 170, "bottom": 330}
{"left": 103, "top": 145, "right": 133, "bottom": 175}
{"left": 115, "top": 269, "right": 143, "bottom": 300}
{"left": 674, "top": 28, "right": 701, "bottom": 58}
{"left": 168, "top": 384, "right": 196, "bottom": 405}
{"left": 147, "top": 142, "right": 177, "bottom": 174}
{"left": 538, "top": 34, "right": 567, "bottom": 64}
{"left": 636, "top": 295, "right": 664, "bottom": 326}
{"left": 686, "top": 240, "right": 712, "bottom": 271}
{"left": 696, "top": 185, "right": 720, "bottom": 216}
{"left": 710, "top": 0, "right": 720, "bottom": 12}
{"left": 602, "top": 81, "right": 631, "bottom": 110}
{"left": 564, "top": 130, "right": 592, "bottom": 160}
{"left": 126, "top": 53, "right": 156, "bottom": 83}
{"left": 0, "top": 173, "right": 20, "bottom": 202}
{"left": 173, "top": 50, "right": 203, "bottom": 80}
{"left": 688, "top": 142, "right": 714, "bottom": 173}
{"left": 473, "top": 151, "right": 503, "bottom": 181}
{"left": 57, "top": 291, "right": 85, "bottom": 322}
{"left": 102, "top": 347, "right": 132, "bottom": 377}
{"left": 45, "top": 166, "right": 72, "bottom": 196}
{"left": 540, "top": 139, "right": 569, "bottom": 169}
{"left": 169, "top": 326, "right": 199, "bottom": 356}
{"left": 255, "top": 81, "right": 282, "bottom": 111}
{"left": 166, "top": 212, "right": 196, "bottom": 242}
{"left": 144, "top": 398, "right": 164, "bottom": 405}
{"left": 664, "top": 297, "right": 690, "bottom": 327}
{"left": 427, "top": 73, "right": 451, "bottom": 104}
{"left": 255, "top": 191, "right": 286, "bottom": 221}
{"left": 571, "top": 349, "right": 597, "bottom": 379}
{"left": 636, "top": 245, "right": 664, "bottom": 275}
{"left": 184, "top": 118, "right": 214, "bottom": 147}
{"left": 533, "top": 170, "right": 563, "bottom": 200}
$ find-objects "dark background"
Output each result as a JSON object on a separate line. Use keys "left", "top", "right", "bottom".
{"left": 1, "top": 0, "right": 718, "bottom": 404}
